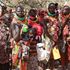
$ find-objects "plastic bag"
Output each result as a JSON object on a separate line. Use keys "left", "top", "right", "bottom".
{"left": 36, "top": 36, "right": 52, "bottom": 62}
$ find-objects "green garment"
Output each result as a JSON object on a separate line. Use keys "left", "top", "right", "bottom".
{"left": 48, "top": 12, "right": 55, "bottom": 17}
{"left": 13, "top": 13, "right": 25, "bottom": 21}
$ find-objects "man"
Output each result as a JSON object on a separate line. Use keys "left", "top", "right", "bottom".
{"left": 61, "top": 6, "right": 70, "bottom": 25}
{"left": 11, "top": 5, "right": 28, "bottom": 70}
{"left": 47, "top": 3, "right": 59, "bottom": 19}
{"left": 63, "top": 17, "right": 70, "bottom": 69}
{"left": 0, "top": 13, "right": 12, "bottom": 70}
{"left": 44, "top": 3, "right": 61, "bottom": 69}
{"left": 60, "top": 6, "right": 70, "bottom": 70}
{"left": 11, "top": 5, "right": 27, "bottom": 42}
{"left": 27, "top": 28, "right": 39, "bottom": 70}
{"left": 28, "top": 8, "right": 37, "bottom": 26}
{"left": 37, "top": 9, "right": 46, "bottom": 38}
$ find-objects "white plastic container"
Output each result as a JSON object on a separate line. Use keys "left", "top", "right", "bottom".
{"left": 36, "top": 37, "right": 52, "bottom": 62}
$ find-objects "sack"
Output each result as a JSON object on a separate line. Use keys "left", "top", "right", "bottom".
{"left": 52, "top": 47, "right": 61, "bottom": 60}
{"left": 36, "top": 41, "right": 52, "bottom": 62}
{"left": 40, "top": 36, "right": 52, "bottom": 61}
{"left": 37, "top": 48, "right": 48, "bottom": 61}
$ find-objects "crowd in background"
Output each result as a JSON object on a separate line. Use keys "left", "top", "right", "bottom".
{"left": 0, "top": 2, "right": 70, "bottom": 70}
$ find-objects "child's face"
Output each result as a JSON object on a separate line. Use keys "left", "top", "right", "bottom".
{"left": 29, "top": 32, "right": 33, "bottom": 37}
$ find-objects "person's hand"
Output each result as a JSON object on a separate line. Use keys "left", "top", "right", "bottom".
{"left": 10, "top": 38, "right": 15, "bottom": 48}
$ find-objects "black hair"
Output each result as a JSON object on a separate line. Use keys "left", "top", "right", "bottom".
{"left": 48, "top": 3, "right": 56, "bottom": 9}
{"left": 62, "top": 6, "right": 70, "bottom": 15}
{"left": 16, "top": 5, "right": 24, "bottom": 12}
{"left": 28, "top": 9, "right": 37, "bottom": 17}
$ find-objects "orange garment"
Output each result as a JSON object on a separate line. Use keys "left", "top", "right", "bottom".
{"left": 21, "top": 62, "right": 27, "bottom": 70}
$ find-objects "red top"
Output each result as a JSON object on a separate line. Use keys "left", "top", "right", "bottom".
{"left": 32, "top": 23, "right": 43, "bottom": 36}
{"left": 28, "top": 16, "right": 37, "bottom": 26}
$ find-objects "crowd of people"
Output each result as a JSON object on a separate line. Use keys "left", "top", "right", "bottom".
{"left": 0, "top": 1, "right": 70, "bottom": 70}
